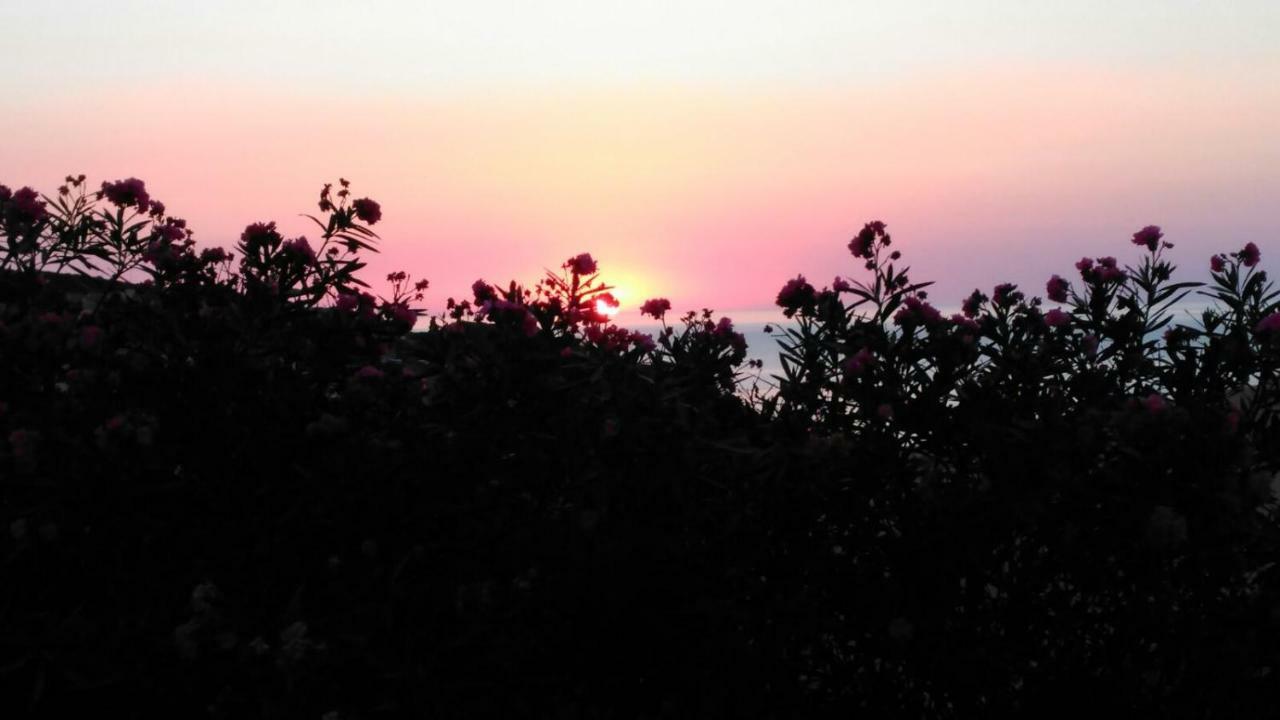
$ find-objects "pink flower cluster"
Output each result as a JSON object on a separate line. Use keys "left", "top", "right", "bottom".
{"left": 961, "top": 290, "right": 986, "bottom": 318}
{"left": 776, "top": 275, "right": 817, "bottom": 317}
{"left": 1043, "top": 308, "right": 1070, "bottom": 328}
{"left": 283, "top": 236, "right": 317, "bottom": 264}
{"left": 893, "top": 295, "right": 942, "bottom": 327}
{"left": 0, "top": 186, "right": 49, "bottom": 228}
{"left": 585, "top": 324, "right": 656, "bottom": 352}
{"left": 1077, "top": 256, "right": 1124, "bottom": 283}
{"left": 99, "top": 177, "right": 151, "bottom": 213}
{"left": 1046, "top": 275, "right": 1070, "bottom": 303}
{"left": 566, "top": 253, "right": 597, "bottom": 276}
{"left": 640, "top": 297, "right": 671, "bottom": 320}
{"left": 1240, "top": 242, "right": 1261, "bottom": 268}
{"left": 1131, "top": 225, "right": 1163, "bottom": 252}
{"left": 709, "top": 316, "right": 747, "bottom": 354}
{"left": 848, "top": 220, "right": 889, "bottom": 259}
{"left": 992, "top": 283, "right": 1023, "bottom": 309}
{"left": 241, "top": 222, "right": 283, "bottom": 252}
{"left": 472, "top": 280, "right": 498, "bottom": 304}
{"left": 352, "top": 197, "right": 381, "bottom": 225}
{"left": 949, "top": 314, "right": 980, "bottom": 334}
{"left": 477, "top": 298, "right": 541, "bottom": 337}
{"left": 1256, "top": 312, "right": 1280, "bottom": 336}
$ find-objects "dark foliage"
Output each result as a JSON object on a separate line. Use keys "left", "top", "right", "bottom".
{"left": 2, "top": 178, "right": 1279, "bottom": 717}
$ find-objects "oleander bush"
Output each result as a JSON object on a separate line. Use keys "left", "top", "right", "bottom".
{"left": 2, "top": 177, "right": 1279, "bottom": 717}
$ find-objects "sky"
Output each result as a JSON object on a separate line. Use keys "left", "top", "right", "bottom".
{"left": 3, "top": 1, "right": 1279, "bottom": 320}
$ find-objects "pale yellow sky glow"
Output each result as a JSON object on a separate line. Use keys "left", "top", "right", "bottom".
{"left": 3, "top": 2, "right": 1278, "bottom": 315}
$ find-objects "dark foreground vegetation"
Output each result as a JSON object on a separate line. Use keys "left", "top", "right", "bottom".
{"left": 3, "top": 177, "right": 1280, "bottom": 717}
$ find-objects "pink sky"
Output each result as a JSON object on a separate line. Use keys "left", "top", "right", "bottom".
{"left": 3, "top": 2, "right": 1279, "bottom": 320}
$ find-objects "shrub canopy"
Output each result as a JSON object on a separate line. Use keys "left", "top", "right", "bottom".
{"left": 3, "top": 177, "right": 1280, "bottom": 717}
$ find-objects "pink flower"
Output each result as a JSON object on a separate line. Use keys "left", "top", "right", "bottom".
{"left": 1143, "top": 393, "right": 1168, "bottom": 414}
{"left": 79, "top": 325, "right": 103, "bottom": 349}
{"left": 992, "top": 283, "right": 1022, "bottom": 308}
{"left": 848, "top": 221, "right": 887, "bottom": 259}
{"left": 640, "top": 298, "right": 671, "bottom": 320}
{"left": 155, "top": 218, "right": 188, "bottom": 243}
{"left": 894, "top": 295, "right": 943, "bottom": 327}
{"left": 1255, "top": 311, "right": 1280, "bottom": 335}
{"left": 1044, "top": 308, "right": 1070, "bottom": 327}
{"left": 352, "top": 197, "right": 382, "bottom": 224}
{"left": 1046, "top": 275, "right": 1070, "bottom": 303}
{"left": 200, "top": 247, "right": 228, "bottom": 264}
{"left": 776, "top": 275, "right": 817, "bottom": 317}
{"left": 567, "top": 253, "right": 597, "bottom": 276}
{"left": 3, "top": 187, "right": 48, "bottom": 226}
{"left": 961, "top": 290, "right": 985, "bottom": 318}
{"left": 711, "top": 317, "right": 747, "bottom": 352}
{"left": 284, "top": 236, "right": 316, "bottom": 263}
{"left": 472, "top": 279, "right": 496, "bottom": 303}
{"left": 99, "top": 178, "right": 151, "bottom": 213}
{"left": 1095, "top": 257, "right": 1125, "bottom": 282}
{"left": 1240, "top": 242, "right": 1261, "bottom": 268}
{"left": 1210, "top": 254, "right": 1226, "bottom": 273}
{"left": 1075, "top": 257, "right": 1094, "bottom": 275}
{"left": 355, "top": 365, "right": 385, "bottom": 380}
{"left": 240, "top": 222, "right": 282, "bottom": 252}
{"left": 832, "top": 276, "right": 852, "bottom": 293}
{"left": 844, "top": 348, "right": 875, "bottom": 375}
{"left": 1131, "top": 225, "right": 1163, "bottom": 251}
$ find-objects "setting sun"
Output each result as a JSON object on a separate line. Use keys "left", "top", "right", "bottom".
{"left": 595, "top": 295, "right": 620, "bottom": 318}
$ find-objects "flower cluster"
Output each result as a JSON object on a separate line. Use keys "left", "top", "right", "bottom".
{"left": 584, "top": 324, "right": 656, "bottom": 352}
{"left": 776, "top": 275, "right": 817, "bottom": 318}
{"left": 893, "top": 295, "right": 943, "bottom": 327}
{"left": 0, "top": 186, "right": 49, "bottom": 231}
{"left": 1077, "top": 256, "right": 1125, "bottom": 283}
{"left": 99, "top": 177, "right": 151, "bottom": 214}
{"left": 848, "top": 220, "right": 889, "bottom": 260}
{"left": 1046, "top": 274, "right": 1070, "bottom": 303}
{"left": 1131, "top": 225, "right": 1164, "bottom": 252}
{"left": 566, "top": 253, "right": 597, "bottom": 276}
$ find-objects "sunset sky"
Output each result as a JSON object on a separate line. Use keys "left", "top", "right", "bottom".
{"left": 3, "top": 1, "right": 1278, "bottom": 319}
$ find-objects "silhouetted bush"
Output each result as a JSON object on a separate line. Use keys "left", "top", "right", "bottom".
{"left": 2, "top": 178, "right": 1278, "bottom": 717}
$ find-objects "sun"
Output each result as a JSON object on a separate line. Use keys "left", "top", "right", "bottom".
{"left": 595, "top": 296, "right": 620, "bottom": 318}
